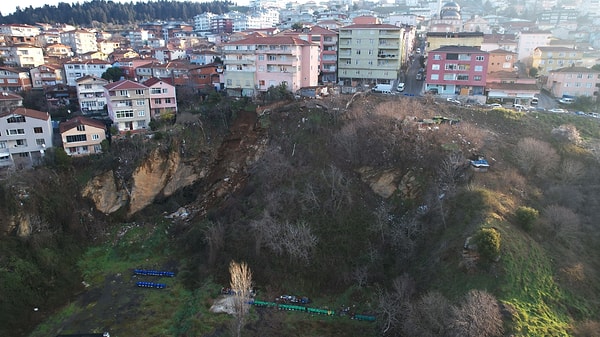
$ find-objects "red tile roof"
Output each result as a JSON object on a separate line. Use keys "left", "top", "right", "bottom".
{"left": 1, "top": 107, "right": 49, "bottom": 121}
{"left": 226, "top": 36, "right": 313, "bottom": 46}
{"left": 143, "top": 77, "right": 174, "bottom": 87}
{"left": 0, "top": 92, "right": 22, "bottom": 101}
{"left": 104, "top": 79, "right": 148, "bottom": 90}
{"left": 59, "top": 116, "right": 107, "bottom": 133}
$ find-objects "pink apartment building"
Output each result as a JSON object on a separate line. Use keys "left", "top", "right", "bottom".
{"left": 143, "top": 77, "right": 178, "bottom": 119}
{"left": 425, "top": 46, "right": 489, "bottom": 96}
{"left": 223, "top": 36, "right": 319, "bottom": 97}
{"left": 545, "top": 67, "right": 600, "bottom": 98}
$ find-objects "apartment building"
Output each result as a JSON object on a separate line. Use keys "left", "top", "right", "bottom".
{"left": 59, "top": 116, "right": 107, "bottom": 156}
{"left": 76, "top": 75, "right": 109, "bottom": 114}
{"left": 64, "top": 59, "right": 112, "bottom": 86}
{"left": 487, "top": 49, "right": 517, "bottom": 73}
{"left": 29, "top": 64, "right": 65, "bottom": 89}
{"left": 223, "top": 35, "right": 319, "bottom": 97}
{"left": 532, "top": 46, "right": 583, "bottom": 76}
{"left": 338, "top": 24, "right": 406, "bottom": 86}
{"left": 281, "top": 26, "right": 339, "bottom": 84}
{"left": 516, "top": 30, "right": 552, "bottom": 62}
{"left": 0, "top": 107, "right": 53, "bottom": 168}
{"left": 0, "top": 92, "right": 23, "bottom": 113}
{"left": 0, "top": 44, "right": 45, "bottom": 68}
{"left": 425, "top": 46, "right": 489, "bottom": 96}
{"left": 60, "top": 29, "right": 98, "bottom": 55}
{"left": 143, "top": 78, "right": 177, "bottom": 119}
{"left": 426, "top": 32, "right": 484, "bottom": 53}
{"left": 545, "top": 67, "right": 600, "bottom": 98}
{"left": 0, "top": 24, "right": 40, "bottom": 44}
{"left": 104, "top": 79, "right": 151, "bottom": 133}
{"left": 0, "top": 67, "right": 32, "bottom": 92}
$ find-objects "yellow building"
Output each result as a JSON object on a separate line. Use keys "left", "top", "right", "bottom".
{"left": 532, "top": 46, "right": 583, "bottom": 76}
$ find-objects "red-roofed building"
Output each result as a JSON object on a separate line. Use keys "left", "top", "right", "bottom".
{"left": 0, "top": 92, "right": 23, "bottom": 113}
{"left": 104, "top": 80, "right": 151, "bottom": 133}
{"left": 487, "top": 49, "right": 518, "bottom": 73}
{"left": 143, "top": 77, "right": 177, "bottom": 119}
{"left": 59, "top": 116, "right": 107, "bottom": 156}
{"left": 29, "top": 64, "right": 65, "bottom": 89}
{"left": 0, "top": 107, "right": 53, "bottom": 168}
{"left": 64, "top": 59, "right": 112, "bottom": 86}
{"left": 76, "top": 75, "right": 109, "bottom": 114}
{"left": 280, "top": 26, "right": 339, "bottom": 84}
{"left": 188, "top": 63, "right": 222, "bottom": 93}
{"left": 0, "top": 67, "right": 32, "bottom": 92}
{"left": 222, "top": 35, "right": 319, "bottom": 97}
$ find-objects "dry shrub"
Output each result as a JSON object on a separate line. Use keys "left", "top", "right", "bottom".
{"left": 449, "top": 289, "right": 504, "bottom": 337}
{"left": 542, "top": 204, "right": 580, "bottom": 241}
{"left": 559, "top": 262, "right": 586, "bottom": 284}
{"left": 552, "top": 124, "right": 582, "bottom": 145}
{"left": 557, "top": 159, "right": 585, "bottom": 183}
{"left": 515, "top": 137, "right": 559, "bottom": 178}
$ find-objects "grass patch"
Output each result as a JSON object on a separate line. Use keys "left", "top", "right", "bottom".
{"left": 28, "top": 302, "right": 83, "bottom": 337}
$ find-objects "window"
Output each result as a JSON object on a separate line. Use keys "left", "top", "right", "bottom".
{"left": 94, "top": 144, "right": 102, "bottom": 152}
{"left": 432, "top": 64, "right": 440, "bottom": 70}
{"left": 165, "top": 98, "right": 171, "bottom": 104}
{"left": 119, "top": 90, "right": 128, "bottom": 96}
{"left": 92, "top": 134, "right": 100, "bottom": 140}
{"left": 138, "top": 110, "right": 145, "bottom": 117}
{"left": 84, "top": 84, "right": 92, "bottom": 89}
{"left": 66, "top": 134, "right": 87, "bottom": 142}
{"left": 36, "top": 138, "right": 45, "bottom": 146}
{"left": 77, "top": 125, "right": 85, "bottom": 131}
{"left": 356, "top": 50, "right": 361, "bottom": 55}
{"left": 154, "top": 98, "right": 162, "bottom": 104}
{"left": 7, "top": 129, "right": 25, "bottom": 135}
{"left": 457, "top": 74, "right": 469, "bottom": 81}
{"left": 443, "top": 74, "right": 455, "bottom": 80}
{"left": 430, "top": 74, "right": 439, "bottom": 80}
{"left": 226, "top": 79, "right": 232, "bottom": 86}
{"left": 136, "top": 100, "right": 145, "bottom": 106}
{"left": 259, "top": 80, "right": 265, "bottom": 86}
{"left": 474, "top": 75, "right": 482, "bottom": 81}
{"left": 474, "top": 65, "right": 483, "bottom": 72}
{"left": 433, "top": 54, "right": 441, "bottom": 60}
{"left": 135, "top": 90, "right": 144, "bottom": 95}
{"left": 0, "top": 141, "right": 6, "bottom": 148}
{"left": 258, "top": 54, "right": 264, "bottom": 61}
{"left": 475, "top": 55, "right": 485, "bottom": 61}
{"left": 138, "top": 120, "right": 146, "bottom": 128}
{"left": 268, "top": 55, "right": 276, "bottom": 61}
{"left": 577, "top": 73, "right": 583, "bottom": 79}
{"left": 116, "top": 111, "right": 134, "bottom": 118}
{"left": 445, "top": 64, "right": 458, "bottom": 70}
{"left": 162, "top": 88, "right": 167, "bottom": 94}
{"left": 7, "top": 115, "right": 25, "bottom": 123}
{"left": 151, "top": 88, "right": 161, "bottom": 94}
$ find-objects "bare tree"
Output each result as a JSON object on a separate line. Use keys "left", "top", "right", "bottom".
{"left": 543, "top": 204, "right": 580, "bottom": 241}
{"left": 438, "top": 151, "right": 467, "bottom": 194}
{"left": 320, "top": 165, "right": 352, "bottom": 212}
{"left": 448, "top": 289, "right": 504, "bottom": 337}
{"left": 557, "top": 159, "right": 585, "bottom": 183}
{"left": 203, "top": 222, "right": 224, "bottom": 266}
{"left": 403, "top": 291, "right": 453, "bottom": 337}
{"left": 377, "top": 274, "right": 415, "bottom": 336}
{"left": 280, "top": 220, "right": 318, "bottom": 263}
{"left": 229, "top": 260, "right": 253, "bottom": 337}
{"left": 515, "top": 137, "right": 559, "bottom": 178}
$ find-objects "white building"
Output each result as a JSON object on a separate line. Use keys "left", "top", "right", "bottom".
{"left": 76, "top": 75, "right": 109, "bottom": 114}
{"left": 60, "top": 29, "right": 98, "bottom": 55}
{"left": 63, "top": 59, "right": 112, "bottom": 86}
{"left": 0, "top": 107, "right": 53, "bottom": 168}
{"left": 104, "top": 79, "right": 151, "bottom": 133}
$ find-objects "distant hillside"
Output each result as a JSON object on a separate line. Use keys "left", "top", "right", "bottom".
{"left": 0, "top": 0, "right": 234, "bottom": 25}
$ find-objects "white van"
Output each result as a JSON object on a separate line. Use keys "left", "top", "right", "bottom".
{"left": 530, "top": 97, "right": 538, "bottom": 105}
{"left": 372, "top": 84, "right": 392, "bottom": 93}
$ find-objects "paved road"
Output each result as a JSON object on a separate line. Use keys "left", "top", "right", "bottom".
{"left": 399, "top": 57, "right": 424, "bottom": 96}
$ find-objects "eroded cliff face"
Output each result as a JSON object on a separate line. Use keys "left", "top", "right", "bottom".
{"left": 128, "top": 148, "right": 205, "bottom": 215}
{"left": 82, "top": 170, "right": 129, "bottom": 214}
{"left": 81, "top": 148, "right": 205, "bottom": 216}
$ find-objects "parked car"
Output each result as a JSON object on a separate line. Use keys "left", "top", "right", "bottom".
{"left": 446, "top": 97, "right": 461, "bottom": 105}
{"left": 488, "top": 103, "right": 502, "bottom": 108}
{"left": 558, "top": 97, "right": 575, "bottom": 104}
{"left": 549, "top": 108, "right": 566, "bottom": 113}
{"left": 397, "top": 82, "right": 405, "bottom": 92}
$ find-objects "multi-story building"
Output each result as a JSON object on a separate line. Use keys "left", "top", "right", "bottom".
{"left": 487, "top": 49, "right": 517, "bottom": 73}
{"left": 98, "top": 39, "right": 122, "bottom": 55}
{"left": 153, "top": 47, "right": 187, "bottom": 62}
{"left": 29, "top": 64, "right": 65, "bottom": 89}
{"left": 113, "top": 57, "right": 158, "bottom": 80}
{"left": 425, "top": 46, "right": 489, "bottom": 96}
{"left": 135, "top": 60, "right": 191, "bottom": 85}
{"left": 127, "top": 29, "right": 151, "bottom": 49}
{"left": 516, "top": 30, "right": 552, "bottom": 62}
{"left": 481, "top": 34, "right": 517, "bottom": 53}
{"left": 194, "top": 12, "right": 218, "bottom": 33}
{"left": 281, "top": 25, "right": 339, "bottom": 84}
{"left": 59, "top": 116, "right": 107, "bottom": 156}
{"left": 45, "top": 43, "right": 74, "bottom": 59}
{"left": 60, "top": 29, "right": 98, "bottom": 55}
{"left": 0, "top": 67, "right": 32, "bottom": 92}
{"left": 486, "top": 71, "right": 539, "bottom": 104}
{"left": 0, "top": 107, "right": 53, "bottom": 168}
{"left": 0, "top": 24, "right": 40, "bottom": 44}
{"left": 189, "top": 50, "right": 220, "bottom": 65}
{"left": 0, "top": 44, "right": 45, "bottom": 68}
{"left": 223, "top": 35, "right": 319, "bottom": 97}
{"left": 426, "top": 32, "right": 484, "bottom": 53}
{"left": 338, "top": 24, "right": 406, "bottom": 87}
{"left": 188, "top": 63, "right": 222, "bottom": 93}
{"left": 0, "top": 92, "right": 23, "bottom": 113}
{"left": 104, "top": 79, "right": 151, "bottom": 133}
{"left": 143, "top": 77, "right": 178, "bottom": 119}
{"left": 532, "top": 46, "right": 583, "bottom": 76}
{"left": 63, "top": 59, "right": 112, "bottom": 86}
{"left": 76, "top": 75, "right": 109, "bottom": 114}
{"left": 545, "top": 67, "right": 600, "bottom": 98}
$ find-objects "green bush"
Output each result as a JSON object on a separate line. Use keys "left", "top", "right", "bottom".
{"left": 515, "top": 206, "right": 539, "bottom": 232}
{"left": 475, "top": 227, "right": 501, "bottom": 261}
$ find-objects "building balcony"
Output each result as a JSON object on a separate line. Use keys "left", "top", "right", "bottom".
{"left": 225, "top": 59, "right": 255, "bottom": 65}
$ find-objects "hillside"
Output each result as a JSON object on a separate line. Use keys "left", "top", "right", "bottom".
{"left": 2, "top": 93, "right": 600, "bottom": 337}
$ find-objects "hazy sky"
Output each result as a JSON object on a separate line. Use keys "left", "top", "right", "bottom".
{"left": 2, "top": 0, "right": 252, "bottom": 16}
